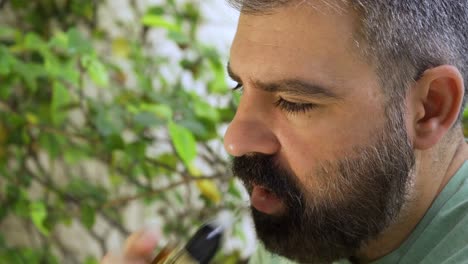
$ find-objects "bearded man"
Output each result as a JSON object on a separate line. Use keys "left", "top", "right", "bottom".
{"left": 102, "top": 1, "right": 468, "bottom": 263}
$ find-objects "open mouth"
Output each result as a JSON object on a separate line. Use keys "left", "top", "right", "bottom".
{"left": 250, "top": 184, "right": 286, "bottom": 215}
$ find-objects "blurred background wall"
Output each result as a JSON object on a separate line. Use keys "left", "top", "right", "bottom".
{"left": 0, "top": 1, "right": 258, "bottom": 263}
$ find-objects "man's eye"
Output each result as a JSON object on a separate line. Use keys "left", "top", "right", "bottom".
{"left": 231, "top": 83, "right": 243, "bottom": 92}
{"left": 274, "top": 97, "right": 317, "bottom": 114}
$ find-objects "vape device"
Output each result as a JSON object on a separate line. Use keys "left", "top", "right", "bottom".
{"left": 151, "top": 219, "right": 227, "bottom": 264}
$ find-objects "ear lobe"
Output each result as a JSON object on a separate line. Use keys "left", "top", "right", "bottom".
{"left": 413, "top": 65, "right": 464, "bottom": 150}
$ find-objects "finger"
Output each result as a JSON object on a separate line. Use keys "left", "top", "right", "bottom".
{"left": 101, "top": 253, "right": 124, "bottom": 264}
{"left": 101, "top": 253, "right": 148, "bottom": 264}
{"left": 124, "top": 228, "right": 159, "bottom": 259}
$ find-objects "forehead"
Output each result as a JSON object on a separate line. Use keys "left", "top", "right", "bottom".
{"left": 229, "top": 3, "right": 377, "bottom": 91}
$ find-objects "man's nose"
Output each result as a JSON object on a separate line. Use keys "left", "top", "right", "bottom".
{"left": 223, "top": 94, "right": 280, "bottom": 157}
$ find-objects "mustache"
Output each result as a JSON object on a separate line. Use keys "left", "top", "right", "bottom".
{"left": 231, "top": 154, "right": 304, "bottom": 204}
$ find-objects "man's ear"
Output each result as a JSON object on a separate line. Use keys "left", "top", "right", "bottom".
{"left": 410, "top": 65, "right": 464, "bottom": 150}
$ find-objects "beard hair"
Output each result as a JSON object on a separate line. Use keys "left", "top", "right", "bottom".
{"left": 232, "top": 99, "right": 415, "bottom": 263}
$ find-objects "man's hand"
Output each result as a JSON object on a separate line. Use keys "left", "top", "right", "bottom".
{"left": 101, "top": 228, "right": 159, "bottom": 264}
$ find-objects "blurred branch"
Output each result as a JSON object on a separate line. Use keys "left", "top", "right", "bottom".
{"left": 91, "top": 0, "right": 98, "bottom": 28}
{"left": 35, "top": 124, "right": 97, "bottom": 144}
{"left": 145, "top": 158, "right": 179, "bottom": 174}
{"left": 100, "top": 211, "right": 130, "bottom": 237}
{"left": 89, "top": 228, "right": 108, "bottom": 255}
{"left": 29, "top": 150, "right": 131, "bottom": 236}
{"left": 103, "top": 174, "right": 227, "bottom": 208}
{"left": 0, "top": 0, "right": 6, "bottom": 9}
{"left": 201, "top": 142, "right": 229, "bottom": 167}
{"left": 25, "top": 218, "right": 81, "bottom": 264}
{"left": 51, "top": 233, "right": 81, "bottom": 264}
{"left": 24, "top": 161, "right": 80, "bottom": 215}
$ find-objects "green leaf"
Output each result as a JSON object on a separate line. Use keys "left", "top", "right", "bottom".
{"left": 463, "top": 108, "right": 468, "bottom": 119}
{"left": 199, "top": 45, "right": 220, "bottom": 62}
{"left": 168, "top": 31, "right": 190, "bottom": 46}
{"left": 30, "top": 201, "right": 49, "bottom": 236}
{"left": 81, "top": 204, "right": 95, "bottom": 230}
{"left": 14, "top": 198, "right": 30, "bottom": 218}
{"left": 71, "top": 0, "right": 94, "bottom": 19}
{"left": 61, "top": 59, "right": 81, "bottom": 85}
{"left": 228, "top": 179, "right": 243, "bottom": 199}
{"left": 44, "top": 54, "right": 62, "bottom": 76}
{"left": 64, "top": 146, "right": 89, "bottom": 164}
{"left": 39, "top": 133, "right": 66, "bottom": 158}
{"left": 0, "top": 46, "right": 15, "bottom": 75}
{"left": 13, "top": 61, "right": 46, "bottom": 92}
{"left": 174, "top": 191, "right": 184, "bottom": 206}
{"left": 104, "top": 134, "right": 125, "bottom": 151}
{"left": 84, "top": 256, "right": 99, "bottom": 264}
{"left": 81, "top": 55, "right": 109, "bottom": 87}
{"left": 51, "top": 81, "right": 70, "bottom": 125}
{"left": 48, "top": 31, "right": 69, "bottom": 51}
{"left": 232, "top": 92, "right": 241, "bottom": 108}
{"left": 156, "top": 153, "right": 178, "bottom": 171}
{"left": 208, "top": 60, "right": 228, "bottom": 94}
{"left": 146, "top": 6, "right": 165, "bottom": 16}
{"left": 24, "top": 32, "right": 46, "bottom": 51}
{"left": 0, "top": 57, "right": 10, "bottom": 75}
{"left": 44, "top": 57, "right": 76, "bottom": 83}
{"left": 140, "top": 103, "right": 173, "bottom": 120}
{"left": 219, "top": 107, "right": 236, "bottom": 122}
{"left": 0, "top": 26, "right": 18, "bottom": 39}
{"left": 168, "top": 121, "right": 197, "bottom": 167}
{"left": 67, "top": 28, "right": 92, "bottom": 54}
{"left": 94, "top": 107, "right": 125, "bottom": 136}
{"left": 66, "top": 179, "right": 107, "bottom": 204}
{"left": 194, "top": 100, "right": 219, "bottom": 122}
{"left": 141, "top": 14, "right": 181, "bottom": 32}
{"left": 128, "top": 103, "right": 172, "bottom": 128}
{"left": 179, "top": 118, "right": 216, "bottom": 140}
{"left": 109, "top": 172, "right": 124, "bottom": 187}
{"left": 126, "top": 141, "right": 147, "bottom": 161}
{"left": 133, "top": 112, "right": 162, "bottom": 128}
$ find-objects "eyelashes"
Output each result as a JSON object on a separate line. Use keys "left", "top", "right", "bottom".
{"left": 231, "top": 83, "right": 243, "bottom": 91}
{"left": 274, "top": 98, "right": 317, "bottom": 114}
{"left": 231, "top": 83, "right": 317, "bottom": 114}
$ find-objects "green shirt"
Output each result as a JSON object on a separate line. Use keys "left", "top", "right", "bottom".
{"left": 249, "top": 161, "right": 468, "bottom": 264}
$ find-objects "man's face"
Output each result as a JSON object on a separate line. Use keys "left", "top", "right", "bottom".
{"left": 224, "top": 4, "right": 415, "bottom": 263}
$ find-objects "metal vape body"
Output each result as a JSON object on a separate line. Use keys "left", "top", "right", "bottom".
{"left": 152, "top": 222, "right": 224, "bottom": 264}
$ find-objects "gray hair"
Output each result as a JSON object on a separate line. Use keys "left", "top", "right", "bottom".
{"left": 227, "top": 0, "right": 468, "bottom": 121}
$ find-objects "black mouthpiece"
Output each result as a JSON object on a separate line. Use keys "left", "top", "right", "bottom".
{"left": 184, "top": 223, "right": 223, "bottom": 264}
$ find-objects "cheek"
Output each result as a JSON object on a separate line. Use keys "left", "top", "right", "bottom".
{"left": 276, "top": 102, "right": 385, "bottom": 179}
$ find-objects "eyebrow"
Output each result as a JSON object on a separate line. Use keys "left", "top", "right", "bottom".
{"left": 227, "top": 63, "right": 340, "bottom": 99}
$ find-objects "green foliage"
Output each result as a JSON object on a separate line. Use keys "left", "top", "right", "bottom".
{"left": 169, "top": 121, "right": 197, "bottom": 167}
{"left": 0, "top": 1, "right": 244, "bottom": 263}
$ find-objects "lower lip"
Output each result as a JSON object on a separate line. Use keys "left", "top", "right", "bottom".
{"left": 250, "top": 185, "right": 285, "bottom": 215}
